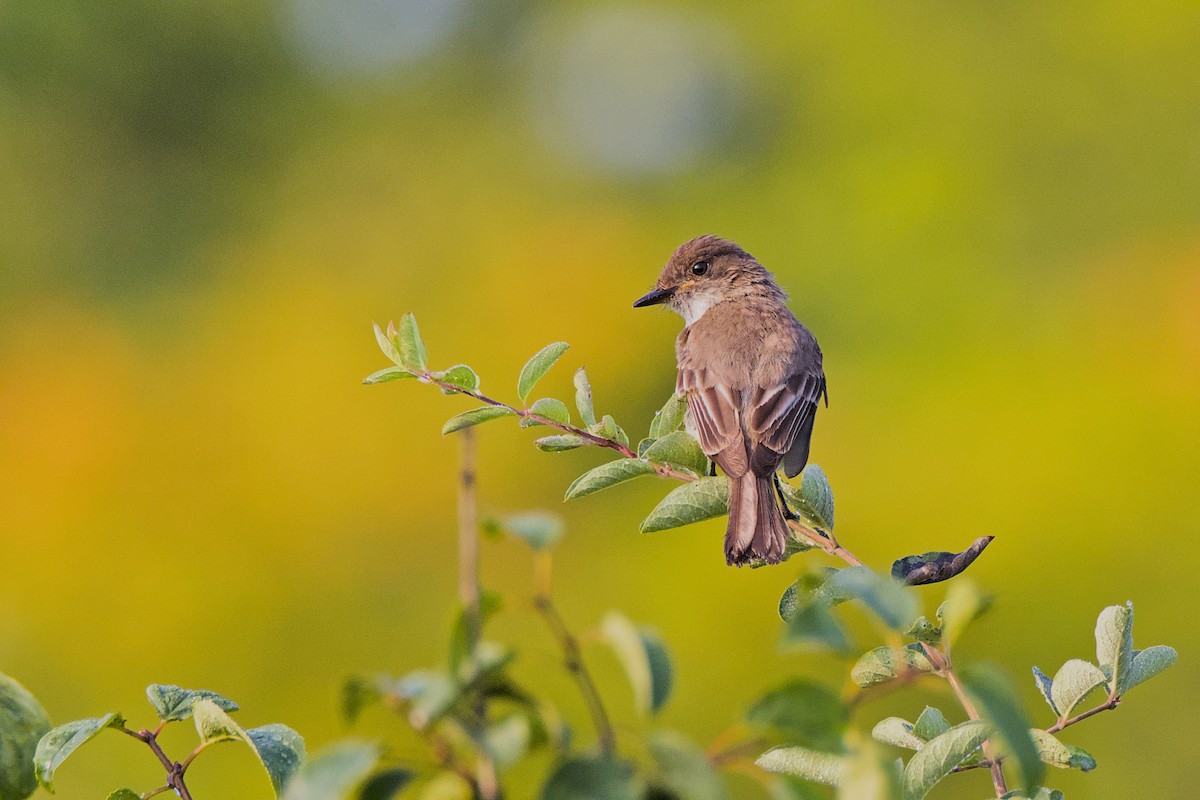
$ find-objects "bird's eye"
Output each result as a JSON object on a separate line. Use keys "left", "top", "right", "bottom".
{"left": 691, "top": 260, "right": 710, "bottom": 276}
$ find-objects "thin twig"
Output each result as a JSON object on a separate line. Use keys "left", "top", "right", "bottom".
{"left": 1046, "top": 694, "right": 1120, "bottom": 734}
{"left": 920, "top": 645, "right": 1008, "bottom": 798}
{"left": 425, "top": 372, "right": 866, "bottom": 567}
{"left": 533, "top": 585, "right": 616, "bottom": 754}
{"left": 456, "top": 429, "right": 501, "bottom": 800}
{"left": 123, "top": 727, "right": 194, "bottom": 800}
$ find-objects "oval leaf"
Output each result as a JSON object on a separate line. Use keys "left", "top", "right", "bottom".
{"left": 524, "top": 398, "right": 570, "bottom": 428}
{"left": 535, "top": 434, "right": 587, "bottom": 452}
{"left": 442, "top": 406, "right": 514, "bottom": 435}
{"left": 147, "top": 684, "right": 239, "bottom": 723}
{"left": 1031, "top": 667, "right": 1057, "bottom": 716}
{"left": 601, "top": 612, "right": 672, "bottom": 715}
{"left": 437, "top": 365, "right": 479, "bottom": 394}
{"left": 890, "top": 536, "right": 993, "bottom": 586}
{"left": 541, "top": 755, "right": 641, "bottom": 800}
{"left": 962, "top": 664, "right": 1043, "bottom": 794}
{"left": 373, "top": 323, "right": 402, "bottom": 365}
{"left": 282, "top": 741, "right": 380, "bottom": 800}
{"left": 34, "top": 713, "right": 122, "bottom": 791}
{"left": 820, "top": 567, "right": 918, "bottom": 631}
{"left": 498, "top": 511, "right": 564, "bottom": 550}
{"left": 248, "top": 724, "right": 307, "bottom": 794}
{"left": 108, "top": 791, "right": 141, "bottom": 800}
{"left": 1049, "top": 659, "right": 1107, "bottom": 719}
{"left": 1125, "top": 645, "right": 1177, "bottom": 692}
{"left": 573, "top": 368, "right": 597, "bottom": 427}
{"left": 639, "top": 477, "right": 729, "bottom": 533}
{"left": 1095, "top": 602, "right": 1135, "bottom": 694}
{"left": 755, "top": 746, "right": 846, "bottom": 786}
{"left": 851, "top": 645, "right": 935, "bottom": 688}
{"left": 871, "top": 718, "right": 925, "bottom": 751}
{"left": 565, "top": 459, "right": 656, "bottom": 500}
{"left": 642, "top": 431, "right": 707, "bottom": 476}
{"left": 913, "top": 707, "right": 950, "bottom": 742}
{"left": 358, "top": 768, "right": 415, "bottom": 800}
{"left": 363, "top": 366, "right": 415, "bottom": 385}
{"left": 0, "top": 673, "right": 51, "bottom": 800}
{"left": 194, "top": 699, "right": 251, "bottom": 747}
{"left": 648, "top": 393, "right": 687, "bottom": 439}
{"left": 1029, "top": 729, "right": 1095, "bottom": 772}
{"left": 938, "top": 580, "right": 992, "bottom": 647}
{"left": 648, "top": 730, "right": 728, "bottom": 800}
{"left": 746, "top": 680, "right": 848, "bottom": 750}
{"left": 900, "top": 720, "right": 989, "bottom": 800}
{"left": 396, "top": 313, "right": 427, "bottom": 371}
{"left": 518, "top": 342, "right": 569, "bottom": 404}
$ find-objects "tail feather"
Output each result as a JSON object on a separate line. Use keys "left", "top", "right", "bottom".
{"left": 725, "top": 474, "right": 788, "bottom": 566}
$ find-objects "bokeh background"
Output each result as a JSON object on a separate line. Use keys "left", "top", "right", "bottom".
{"left": 1, "top": 2, "right": 1198, "bottom": 798}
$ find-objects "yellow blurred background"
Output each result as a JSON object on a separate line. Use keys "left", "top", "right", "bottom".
{"left": 1, "top": 2, "right": 1197, "bottom": 798}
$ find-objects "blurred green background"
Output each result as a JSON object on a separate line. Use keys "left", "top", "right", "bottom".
{"left": 1, "top": 1, "right": 1197, "bottom": 797}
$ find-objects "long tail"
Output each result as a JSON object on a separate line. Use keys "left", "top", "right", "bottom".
{"left": 725, "top": 473, "right": 788, "bottom": 566}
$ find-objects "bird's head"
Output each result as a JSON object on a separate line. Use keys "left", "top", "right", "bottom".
{"left": 633, "top": 235, "right": 776, "bottom": 325}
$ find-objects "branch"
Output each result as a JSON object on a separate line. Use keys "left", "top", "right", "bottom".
{"left": 120, "top": 726, "right": 194, "bottom": 800}
{"left": 533, "top": 567, "right": 616, "bottom": 755}
{"left": 1046, "top": 693, "right": 1120, "bottom": 734}
{"left": 920, "top": 645, "right": 1008, "bottom": 798}
{"left": 419, "top": 372, "right": 866, "bottom": 568}
{"left": 456, "top": 429, "right": 501, "bottom": 800}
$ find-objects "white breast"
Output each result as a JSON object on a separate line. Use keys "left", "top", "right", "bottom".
{"left": 677, "top": 293, "right": 717, "bottom": 326}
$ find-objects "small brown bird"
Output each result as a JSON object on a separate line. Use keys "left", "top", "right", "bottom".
{"left": 634, "top": 236, "right": 827, "bottom": 566}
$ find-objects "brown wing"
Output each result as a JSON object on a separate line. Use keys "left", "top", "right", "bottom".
{"left": 677, "top": 366, "right": 748, "bottom": 477}
{"left": 746, "top": 369, "right": 827, "bottom": 478}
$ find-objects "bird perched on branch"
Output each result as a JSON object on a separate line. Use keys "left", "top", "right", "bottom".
{"left": 634, "top": 236, "right": 827, "bottom": 566}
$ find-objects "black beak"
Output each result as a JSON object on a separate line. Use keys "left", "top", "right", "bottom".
{"left": 633, "top": 287, "right": 675, "bottom": 308}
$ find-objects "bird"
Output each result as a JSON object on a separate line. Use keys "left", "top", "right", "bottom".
{"left": 633, "top": 235, "right": 827, "bottom": 566}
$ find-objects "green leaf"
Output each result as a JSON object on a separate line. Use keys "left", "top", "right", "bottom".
{"left": 648, "top": 393, "right": 687, "bottom": 439}
{"left": 523, "top": 398, "right": 570, "bottom": 428}
{"left": 247, "top": 724, "right": 307, "bottom": 794}
{"left": 147, "top": 684, "right": 239, "bottom": 722}
{"left": 871, "top": 718, "right": 925, "bottom": 751}
{"left": 483, "top": 713, "right": 533, "bottom": 767}
{"left": 643, "top": 431, "right": 707, "bottom": 475}
{"left": 746, "top": 680, "right": 848, "bottom": 751}
{"left": 837, "top": 739, "right": 903, "bottom": 800}
{"left": 34, "top": 713, "right": 123, "bottom": 791}
{"left": 767, "top": 776, "right": 826, "bottom": 800}
{"left": 415, "top": 772, "right": 473, "bottom": 800}
{"left": 341, "top": 676, "right": 387, "bottom": 726}
{"left": 499, "top": 511, "right": 564, "bottom": 550}
{"left": 441, "top": 406, "right": 514, "bottom": 435}
{"left": 900, "top": 720, "right": 989, "bottom": 800}
{"left": 755, "top": 746, "right": 847, "bottom": 786}
{"left": 357, "top": 769, "right": 415, "bottom": 800}
{"left": 961, "top": 664, "right": 1043, "bottom": 794}
{"left": 573, "top": 368, "right": 597, "bottom": 427}
{"left": 851, "top": 645, "right": 935, "bottom": 688}
{"left": 362, "top": 366, "right": 415, "bottom": 384}
{"left": 1125, "top": 645, "right": 1177, "bottom": 692}
{"left": 639, "top": 477, "right": 729, "bottom": 533}
{"left": 373, "top": 322, "right": 402, "bottom": 365}
{"left": 600, "top": 612, "right": 673, "bottom": 714}
{"left": 565, "top": 459, "right": 656, "bottom": 500}
{"left": 783, "top": 598, "right": 851, "bottom": 653}
{"left": 194, "top": 699, "right": 252, "bottom": 746}
{"left": 912, "top": 707, "right": 950, "bottom": 741}
{"left": 1029, "top": 729, "right": 1095, "bottom": 772}
{"left": 107, "top": 791, "right": 140, "bottom": 800}
{"left": 778, "top": 573, "right": 822, "bottom": 622}
{"left": 437, "top": 365, "right": 479, "bottom": 394}
{"left": 281, "top": 740, "right": 380, "bottom": 800}
{"left": 890, "top": 536, "right": 994, "bottom": 586}
{"left": 396, "top": 313, "right": 427, "bottom": 371}
{"left": 906, "top": 616, "right": 942, "bottom": 645}
{"left": 1049, "top": 659, "right": 1107, "bottom": 719}
{"left": 0, "top": 673, "right": 50, "bottom": 800}
{"left": 938, "top": 579, "right": 992, "bottom": 647}
{"left": 518, "top": 342, "right": 569, "bottom": 404}
{"left": 536, "top": 434, "right": 588, "bottom": 452}
{"left": 648, "top": 730, "right": 728, "bottom": 800}
{"left": 449, "top": 590, "right": 504, "bottom": 673}
{"left": 778, "top": 465, "right": 834, "bottom": 531}
{"left": 1031, "top": 667, "right": 1057, "bottom": 716}
{"left": 540, "top": 755, "right": 642, "bottom": 800}
{"left": 820, "top": 567, "right": 918, "bottom": 631}
{"left": 596, "top": 414, "right": 630, "bottom": 448}
{"left": 395, "top": 671, "right": 460, "bottom": 730}
{"left": 1094, "top": 602, "right": 1135, "bottom": 694}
